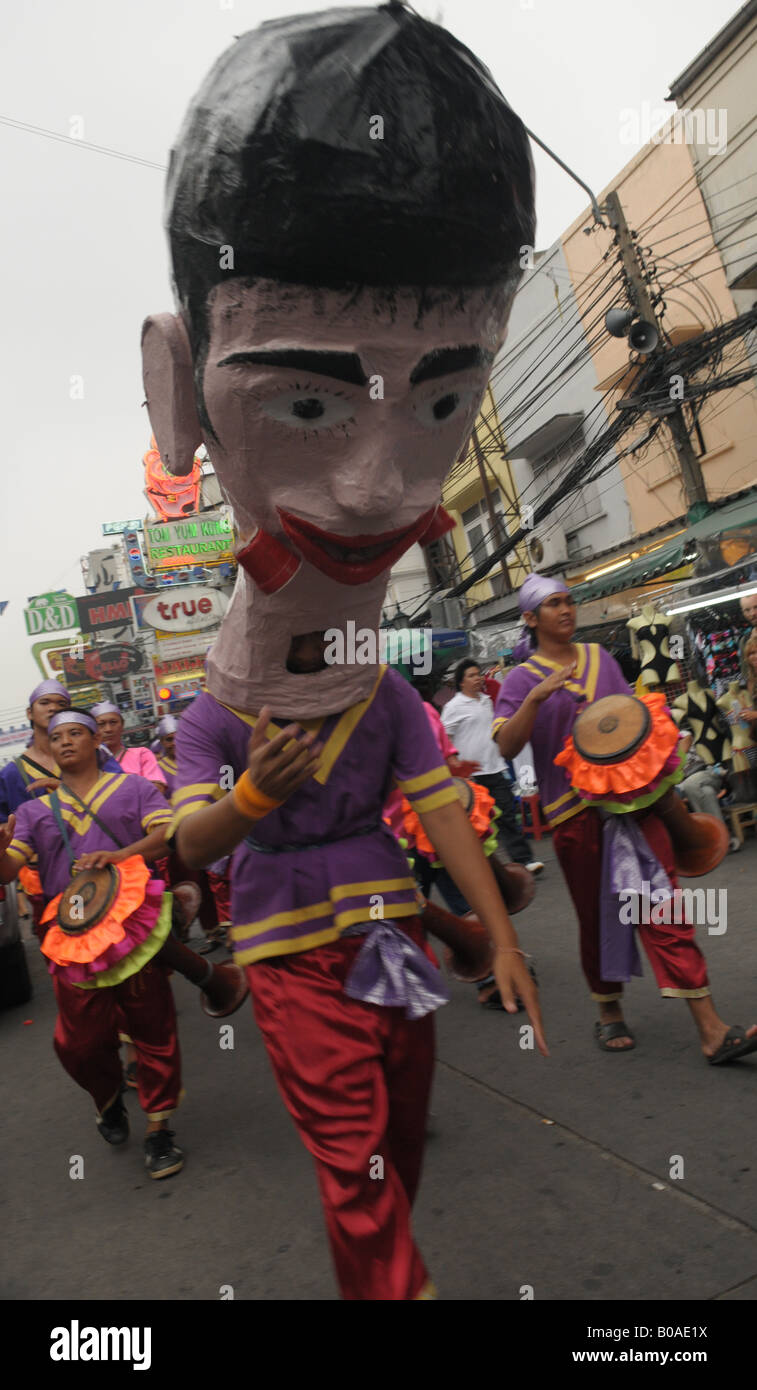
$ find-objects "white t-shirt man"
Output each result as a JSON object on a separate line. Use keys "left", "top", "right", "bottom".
{"left": 441, "top": 691, "right": 507, "bottom": 775}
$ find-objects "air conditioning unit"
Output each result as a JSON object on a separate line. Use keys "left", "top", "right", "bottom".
{"left": 526, "top": 527, "right": 568, "bottom": 573}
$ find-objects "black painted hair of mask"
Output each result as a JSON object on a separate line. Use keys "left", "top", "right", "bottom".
{"left": 454, "top": 659, "right": 480, "bottom": 691}
{"left": 166, "top": 3, "right": 536, "bottom": 366}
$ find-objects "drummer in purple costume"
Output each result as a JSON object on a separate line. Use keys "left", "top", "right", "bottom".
{"left": 0, "top": 709, "right": 186, "bottom": 1177}
{"left": 493, "top": 574, "right": 757, "bottom": 1063}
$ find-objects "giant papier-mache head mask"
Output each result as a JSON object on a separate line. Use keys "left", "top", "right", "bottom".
{"left": 142, "top": 2, "right": 535, "bottom": 718}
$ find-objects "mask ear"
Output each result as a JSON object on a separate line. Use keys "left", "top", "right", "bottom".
{"left": 141, "top": 313, "right": 203, "bottom": 476}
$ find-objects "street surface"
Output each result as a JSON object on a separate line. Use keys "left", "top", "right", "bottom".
{"left": 2, "top": 833, "right": 757, "bottom": 1302}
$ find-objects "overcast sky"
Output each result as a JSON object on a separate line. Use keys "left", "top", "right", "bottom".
{"left": 0, "top": 0, "right": 741, "bottom": 716}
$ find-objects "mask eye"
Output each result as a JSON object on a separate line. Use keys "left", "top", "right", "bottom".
{"left": 262, "top": 390, "right": 354, "bottom": 431}
{"left": 414, "top": 387, "right": 475, "bottom": 429}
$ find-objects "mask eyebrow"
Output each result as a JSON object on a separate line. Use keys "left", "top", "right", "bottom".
{"left": 410, "top": 345, "right": 492, "bottom": 386}
{"left": 216, "top": 348, "right": 368, "bottom": 385}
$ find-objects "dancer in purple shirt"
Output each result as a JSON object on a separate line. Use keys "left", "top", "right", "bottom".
{"left": 494, "top": 573, "right": 757, "bottom": 1064}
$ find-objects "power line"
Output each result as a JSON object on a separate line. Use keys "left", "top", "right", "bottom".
{"left": 0, "top": 115, "right": 166, "bottom": 171}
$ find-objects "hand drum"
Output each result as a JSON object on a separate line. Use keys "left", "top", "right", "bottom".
{"left": 57, "top": 865, "right": 120, "bottom": 935}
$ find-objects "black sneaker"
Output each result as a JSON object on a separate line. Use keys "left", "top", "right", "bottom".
{"left": 96, "top": 1095, "right": 130, "bottom": 1145}
{"left": 144, "top": 1129, "right": 184, "bottom": 1180}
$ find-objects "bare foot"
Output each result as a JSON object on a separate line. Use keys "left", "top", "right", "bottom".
{"left": 701, "top": 1021, "right": 757, "bottom": 1060}
{"left": 598, "top": 1001, "right": 634, "bottom": 1050}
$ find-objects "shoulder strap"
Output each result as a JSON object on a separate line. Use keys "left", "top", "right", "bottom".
{"left": 14, "top": 753, "right": 51, "bottom": 786}
{"left": 49, "top": 792, "right": 76, "bottom": 873}
{"left": 57, "top": 778, "right": 127, "bottom": 851}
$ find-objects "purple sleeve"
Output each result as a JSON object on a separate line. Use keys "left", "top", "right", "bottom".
{"left": 131, "top": 777, "right": 173, "bottom": 833}
{"left": 387, "top": 676, "right": 459, "bottom": 815}
{"left": 6, "top": 799, "right": 40, "bottom": 865}
{"left": 171, "top": 695, "right": 229, "bottom": 831}
{"left": 493, "top": 666, "right": 535, "bottom": 725}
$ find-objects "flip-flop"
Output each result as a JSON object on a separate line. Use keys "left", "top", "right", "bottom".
{"left": 707, "top": 1026, "right": 757, "bottom": 1066}
{"left": 594, "top": 1020, "right": 635, "bottom": 1052}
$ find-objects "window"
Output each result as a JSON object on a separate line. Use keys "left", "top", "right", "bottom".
{"left": 461, "top": 490, "right": 507, "bottom": 566}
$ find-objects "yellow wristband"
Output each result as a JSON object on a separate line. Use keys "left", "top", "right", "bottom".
{"left": 232, "top": 770, "right": 283, "bottom": 821}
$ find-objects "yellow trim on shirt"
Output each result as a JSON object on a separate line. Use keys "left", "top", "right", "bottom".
{"left": 550, "top": 799, "right": 588, "bottom": 827}
{"left": 218, "top": 667, "right": 387, "bottom": 789}
{"left": 543, "top": 789, "right": 577, "bottom": 812}
{"left": 398, "top": 765, "right": 451, "bottom": 794}
{"left": 330, "top": 876, "right": 417, "bottom": 898}
{"left": 232, "top": 900, "right": 419, "bottom": 965}
{"left": 172, "top": 782, "right": 226, "bottom": 808}
{"left": 7, "top": 839, "right": 32, "bottom": 864}
{"left": 584, "top": 642, "right": 601, "bottom": 702}
{"left": 411, "top": 785, "right": 461, "bottom": 815}
{"left": 230, "top": 898, "right": 332, "bottom": 941}
{"left": 48, "top": 774, "right": 129, "bottom": 836}
{"left": 312, "top": 666, "right": 386, "bottom": 785}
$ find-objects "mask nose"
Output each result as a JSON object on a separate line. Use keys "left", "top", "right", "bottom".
{"left": 330, "top": 457, "right": 404, "bottom": 519}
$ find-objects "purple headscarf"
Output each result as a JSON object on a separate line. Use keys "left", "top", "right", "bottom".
{"left": 48, "top": 710, "right": 98, "bottom": 735}
{"left": 28, "top": 678, "right": 70, "bottom": 707}
{"left": 512, "top": 573, "right": 571, "bottom": 662}
{"left": 91, "top": 701, "right": 121, "bottom": 719}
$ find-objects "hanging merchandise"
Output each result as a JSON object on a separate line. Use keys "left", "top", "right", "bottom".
{"left": 626, "top": 603, "right": 681, "bottom": 687}
{"left": 671, "top": 680, "right": 732, "bottom": 766}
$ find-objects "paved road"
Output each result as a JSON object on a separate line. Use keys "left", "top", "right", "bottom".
{"left": 2, "top": 833, "right": 757, "bottom": 1301}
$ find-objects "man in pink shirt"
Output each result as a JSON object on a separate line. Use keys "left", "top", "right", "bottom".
{"left": 93, "top": 703, "right": 166, "bottom": 792}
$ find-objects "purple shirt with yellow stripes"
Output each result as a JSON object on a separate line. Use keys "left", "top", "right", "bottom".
{"left": 492, "top": 643, "right": 631, "bottom": 827}
{"left": 171, "top": 667, "right": 459, "bottom": 966}
{"left": 7, "top": 772, "right": 172, "bottom": 899}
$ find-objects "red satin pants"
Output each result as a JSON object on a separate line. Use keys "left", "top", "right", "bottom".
{"left": 53, "top": 963, "right": 182, "bottom": 1120}
{"left": 246, "top": 919, "right": 435, "bottom": 1300}
{"left": 553, "top": 806, "right": 709, "bottom": 1001}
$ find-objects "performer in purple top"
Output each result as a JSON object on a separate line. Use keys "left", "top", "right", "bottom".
{"left": 145, "top": 5, "right": 547, "bottom": 1299}
{"left": 494, "top": 574, "right": 757, "bottom": 1063}
{"left": 0, "top": 709, "right": 186, "bottom": 1178}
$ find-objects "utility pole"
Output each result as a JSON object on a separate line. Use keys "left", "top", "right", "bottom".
{"left": 471, "top": 425, "right": 512, "bottom": 593}
{"left": 604, "top": 190, "right": 708, "bottom": 512}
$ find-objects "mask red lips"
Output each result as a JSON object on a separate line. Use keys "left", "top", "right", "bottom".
{"left": 276, "top": 506, "right": 447, "bottom": 585}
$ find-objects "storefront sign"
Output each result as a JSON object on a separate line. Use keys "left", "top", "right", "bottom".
{"left": 77, "top": 589, "right": 137, "bottom": 633}
{"left": 153, "top": 632, "right": 215, "bottom": 661}
{"left": 153, "top": 653, "right": 207, "bottom": 684}
{"left": 24, "top": 592, "right": 79, "bottom": 636}
{"left": 135, "top": 586, "right": 228, "bottom": 633}
{"left": 143, "top": 509, "right": 234, "bottom": 571}
{"left": 102, "top": 519, "right": 143, "bottom": 535}
{"left": 61, "top": 644, "right": 143, "bottom": 685}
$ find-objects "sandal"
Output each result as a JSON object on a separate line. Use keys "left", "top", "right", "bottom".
{"left": 707, "top": 1025, "right": 757, "bottom": 1066}
{"left": 594, "top": 1020, "right": 635, "bottom": 1052}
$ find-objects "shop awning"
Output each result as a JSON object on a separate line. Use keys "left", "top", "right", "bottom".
{"left": 570, "top": 535, "right": 688, "bottom": 604}
{"left": 686, "top": 488, "right": 757, "bottom": 540}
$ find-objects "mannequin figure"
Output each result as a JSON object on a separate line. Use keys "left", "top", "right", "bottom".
{"left": 626, "top": 603, "right": 680, "bottom": 687}
{"left": 672, "top": 680, "right": 732, "bottom": 766}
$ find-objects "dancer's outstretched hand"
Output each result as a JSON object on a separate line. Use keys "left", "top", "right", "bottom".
{"left": 247, "top": 705, "right": 322, "bottom": 802}
{"left": 493, "top": 947, "right": 549, "bottom": 1056}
